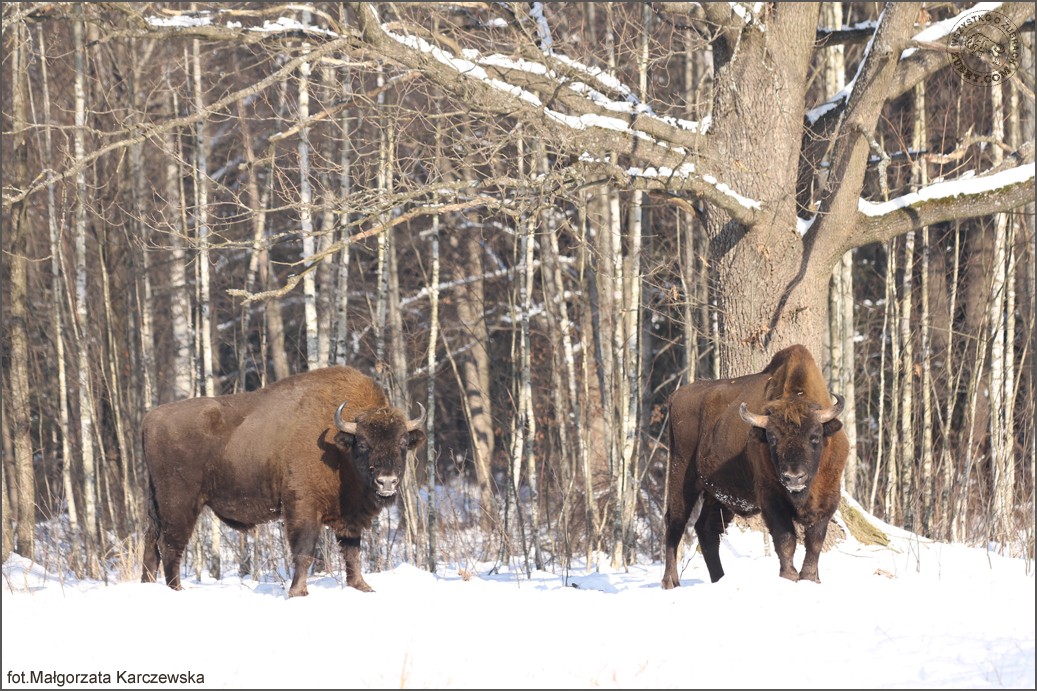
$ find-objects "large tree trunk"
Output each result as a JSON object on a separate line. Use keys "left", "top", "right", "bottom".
{"left": 707, "top": 5, "right": 820, "bottom": 374}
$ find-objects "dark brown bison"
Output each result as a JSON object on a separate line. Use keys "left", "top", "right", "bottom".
{"left": 140, "top": 366, "right": 426, "bottom": 597}
{"left": 662, "top": 344, "right": 848, "bottom": 587}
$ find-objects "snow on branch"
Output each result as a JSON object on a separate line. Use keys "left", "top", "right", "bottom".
{"left": 901, "top": 2, "right": 1003, "bottom": 59}
{"left": 143, "top": 10, "right": 340, "bottom": 40}
{"left": 529, "top": 2, "right": 553, "bottom": 52}
{"left": 856, "top": 160, "right": 1035, "bottom": 245}
{"left": 806, "top": 7, "right": 884, "bottom": 125}
{"left": 580, "top": 156, "right": 760, "bottom": 225}
{"left": 729, "top": 2, "right": 767, "bottom": 32}
{"left": 858, "top": 162, "right": 1034, "bottom": 217}
{"left": 627, "top": 164, "right": 761, "bottom": 211}
{"left": 346, "top": 3, "right": 746, "bottom": 213}
{"left": 379, "top": 28, "right": 708, "bottom": 146}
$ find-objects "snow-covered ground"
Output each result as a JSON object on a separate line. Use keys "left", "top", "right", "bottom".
{"left": 3, "top": 520, "right": 1033, "bottom": 689}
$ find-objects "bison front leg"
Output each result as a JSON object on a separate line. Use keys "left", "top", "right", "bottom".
{"left": 285, "top": 516, "right": 320, "bottom": 597}
{"left": 798, "top": 519, "right": 830, "bottom": 583}
{"left": 337, "top": 535, "right": 374, "bottom": 592}
{"left": 761, "top": 501, "right": 800, "bottom": 582}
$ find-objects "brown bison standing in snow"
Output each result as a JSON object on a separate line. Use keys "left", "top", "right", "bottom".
{"left": 140, "top": 366, "right": 426, "bottom": 597}
{"left": 662, "top": 345, "right": 848, "bottom": 587}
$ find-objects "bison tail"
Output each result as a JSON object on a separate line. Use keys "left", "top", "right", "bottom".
{"left": 140, "top": 438, "right": 162, "bottom": 584}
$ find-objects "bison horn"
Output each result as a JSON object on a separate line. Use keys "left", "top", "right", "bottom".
{"left": 406, "top": 402, "right": 427, "bottom": 432}
{"left": 334, "top": 402, "right": 358, "bottom": 435}
{"left": 815, "top": 393, "right": 845, "bottom": 423}
{"left": 739, "top": 402, "right": 769, "bottom": 428}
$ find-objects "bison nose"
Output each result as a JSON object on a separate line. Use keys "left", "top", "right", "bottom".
{"left": 781, "top": 471, "right": 808, "bottom": 492}
{"left": 375, "top": 474, "right": 399, "bottom": 496}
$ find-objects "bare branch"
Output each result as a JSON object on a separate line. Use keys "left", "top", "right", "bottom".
{"left": 347, "top": 3, "right": 755, "bottom": 217}
{"left": 1, "top": 30, "right": 359, "bottom": 209}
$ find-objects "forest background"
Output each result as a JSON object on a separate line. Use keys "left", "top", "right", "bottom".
{"left": 2, "top": 2, "right": 1034, "bottom": 583}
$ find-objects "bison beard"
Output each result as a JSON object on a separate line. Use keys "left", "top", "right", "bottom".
{"left": 662, "top": 345, "right": 849, "bottom": 587}
{"left": 140, "top": 366, "right": 426, "bottom": 597}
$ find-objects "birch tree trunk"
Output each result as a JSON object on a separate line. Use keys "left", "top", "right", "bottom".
{"left": 539, "top": 145, "right": 583, "bottom": 563}
{"left": 389, "top": 213, "right": 422, "bottom": 562}
{"left": 518, "top": 174, "right": 543, "bottom": 570}
{"left": 938, "top": 224, "right": 963, "bottom": 540}
{"left": 332, "top": 4, "right": 354, "bottom": 366}
{"left": 424, "top": 196, "right": 441, "bottom": 573}
{"left": 73, "top": 10, "right": 100, "bottom": 576}
{"left": 1, "top": 443, "right": 12, "bottom": 562}
{"left": 7, "top": 19, "right": 36, "bottom": 561}
{"left": 192, "top": 29, "right": 219, "bottom": 577}
{"left": 988, "top": 81, "right": 1013, "bottom": 549}
{"left": 298, "top": 8, "right": 321, "bottom": 372}
{"left": 161, "top": 86, "right": 195, "bottom": 403}
{"left": 898, "top": 231, "right": 916, "bottom": 531}
{"left": 914, "top": 82, "right": 934, "bottom": 535}
{"left": 613, "top": 4, "right": 648, "bottom": 567}
{"left": 38, "top": 25, "right": 81, "bottom": 571}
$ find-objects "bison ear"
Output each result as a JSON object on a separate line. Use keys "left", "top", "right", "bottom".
{"left": 334, "top": 431, "right": 355, "bottom": 450}
{"left": 406, "top": 428, "right": 426, "bottom": 450}
{"left": 822, "top": 418, "right": 843, "bottom": 437}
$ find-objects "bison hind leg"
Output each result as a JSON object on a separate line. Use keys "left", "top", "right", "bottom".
{"left": 662, "top": 490, "right": 703, "bottom": 590}
{"left": 695, "top": 499, "right": 731, "bottom": 583}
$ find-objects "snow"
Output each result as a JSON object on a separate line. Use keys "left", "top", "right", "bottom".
{"left": 902, "top": 2, "right": 1003, "bottom": 58}
{"left": 729, "top": 2, "right": 767, "bottom": 32}
{"left": 384, "top": 27, "right": 712, "bottom": 145}
{"left": 627, "top": 164, "right": 762, "bottom": 210}
{"left": 529, "top": 2, "right": 553, "bottom": 53}
{"left": 797, "top": 214, "right": 817, "bottom": 236}
{"left": 807, "top": 7, "right": 885, "bottom": 125}
{"left": 4, "top": 523, "right": 1032, "bottom": 689}
{"left": 859, "top": 162, "right": 1035, "bottom": 217}
{"left": 145, "top": 14, "right": 214, "bottom": 28}
{"left": 146, "top": 13, "right": 336, "bottom": 37}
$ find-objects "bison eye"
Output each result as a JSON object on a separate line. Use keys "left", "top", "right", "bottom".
{"left": 399, "top": 437, "right": 409, "bottom": 450}
{"left": 810, "top": 435, "right": 821, "bottom": 446}
{"left": 356, "top": 439, "right": 369, "bottom": 453}
{"left": 766, "top": 430, "right": 777, "bottom": 445}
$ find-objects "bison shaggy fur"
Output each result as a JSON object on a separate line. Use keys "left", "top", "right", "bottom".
{"left": 140, "top": 366, "right": 426, "bottom": 597}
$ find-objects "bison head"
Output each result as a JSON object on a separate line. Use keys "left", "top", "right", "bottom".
{"left": 739, "top": 394, "right": 844, "bottom": 493}
{"left": 334, "top": 402, "right": 427, "bottom": 498}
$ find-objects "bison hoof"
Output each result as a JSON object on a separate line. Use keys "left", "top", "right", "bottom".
{"left": 661, "top": 576, "right": 681, "bottom": 590}
{"left": 288, "top": 586, "right": 309, "bottom": 598}
{"left": 349, "top": 579, "right": 375, "bottom": 593}
{"left": 779, "top": 569, "right": 800, "bottom": 582}
{"left": 799, "top": 571, "right": 821, "bottom": 583}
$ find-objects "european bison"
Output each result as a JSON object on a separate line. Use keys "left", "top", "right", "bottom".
{"left": 140, "top": 366, "right": 426, "bottom": 597}
{"left": 662, "top": 344, "right": 848, "bottom": 587}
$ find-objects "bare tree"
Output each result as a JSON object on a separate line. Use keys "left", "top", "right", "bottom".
{"left": 6, "top": 18, "right": 35, "bottom": 561}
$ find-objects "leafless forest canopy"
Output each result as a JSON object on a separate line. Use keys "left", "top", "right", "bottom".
{"left": 2, "top": 2, "right": 1034, "bottom": 580}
